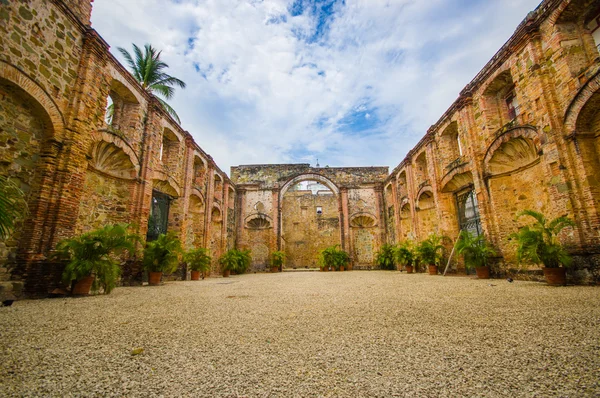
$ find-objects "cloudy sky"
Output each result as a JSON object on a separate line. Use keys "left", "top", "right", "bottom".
{"left": 91, "top": 0, "right": 542, "bottom": 175}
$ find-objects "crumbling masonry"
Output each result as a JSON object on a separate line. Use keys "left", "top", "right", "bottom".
{"left": 1, "top": 0, "right": 599, "bottom": 297}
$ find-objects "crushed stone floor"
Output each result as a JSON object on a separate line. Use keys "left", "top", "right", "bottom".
{"left": 1, "top": 271, "right": 599, "bottom": 397}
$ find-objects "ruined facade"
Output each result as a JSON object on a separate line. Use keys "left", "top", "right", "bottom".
{"left": 0, "top": 0, "right": 235, "bottom": 296}
{"left": 1, "top": 0, "right": 600, "bottom": 297}
{"left": 383, "top": 0, "right": 600, "bottom": 283}
{"left": 231, "top": 165, "right": 388, "bottom": 270}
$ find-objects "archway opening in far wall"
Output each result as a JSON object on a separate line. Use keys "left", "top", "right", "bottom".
{"left": 280, "top": 178, "right": 341, "bottom": 269}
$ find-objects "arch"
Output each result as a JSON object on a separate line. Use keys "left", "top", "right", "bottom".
{"left": 211, "top": 206, "right": 222, "bottom": 223}
{"left": 441, "top": 168, "right": 474, "bottom": 193}
{"left": 153, "top": 179, "right": 180, "bottom": 198}
{"left": 245, "top": 214, "right": 272, "bottom": 230}
{"left": 350, "top": 213, "right": 377, "bottom": 228}
{"left": 564, "top": 68, "right": 600, "bottom": 132}
{"left": 483, "top": 126, "right": 541, "bottom": 175}
{"left": 279, "top": 173, "right": 340, "bottom": 203}
{"left": 415, "top": 185, "right": 433, "bottom": 204}
{"left": 190, "top": 188, "right": 205, "bottom": 204}
{"left": 0, "top": 61, "right": 64, "bottom": 136}
{"left": 88, "top": 140, "right": 137, "bottom": 180}
{"left": 416, "top": 190, "right": 435, "bottom": 210}
{"left": 90, "top": 130, "right": 140, "bottom": 168}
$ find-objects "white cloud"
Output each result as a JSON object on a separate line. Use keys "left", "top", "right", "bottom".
{"left": 91, "top": 0, "right": 541, "bottom": 174}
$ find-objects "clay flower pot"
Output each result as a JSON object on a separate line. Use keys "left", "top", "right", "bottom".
{"left": 271, "top": 266, "right": 278, "bottom": 273}
{"left": 223, "top": 269, "right": 230, "bottom": 278}
{"left": 191, "top": 271, "right": 201, "bottom": 281}
{"left": 405, "top": 265, "right": 414, "bottom": 274}
{"left": 340, "top": 266, "right": 345, "bottom": 272}
{"left": 543, "top": 267, "right": 567, "bottom": 286}
{"left": 475, "top": 266, "right": 490, "bottom": 279}
{"left": 72, "top": 276, "right": 94, "bottom": 295}
{"left": 148, "top": 271, "right": 162, "bottom": 286}
{"left": 428, "top": 265, "right": 438, "bottom": 275}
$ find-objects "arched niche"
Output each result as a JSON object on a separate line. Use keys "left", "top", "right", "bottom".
{"left": 88, "top": 140, "right": 137, "bottom": 180}
{"left": 483, "top": 127, "right": 541, "bottom": 177}
{"left": 350, "top": 213, "right": 377, "bottom": 228}
{"left": 245, "top": 214, "right": 272, "bottom": 230}
{"left": 186, "top": 194, "right": 206, "bottom": 249}
{"left": 414, "top": 151, "right": 429, "bottom": 184}
{"left": 105, "top": 78, "right": 140, "bottom": 132}
{"left": 441, "top": 170, "right": 474, "bottom": 193}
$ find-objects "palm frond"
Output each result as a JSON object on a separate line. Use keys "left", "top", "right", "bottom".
{"left": 155, "top": 96, "right": 182, "bottom": 124}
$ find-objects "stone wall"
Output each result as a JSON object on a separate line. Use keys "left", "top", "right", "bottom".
{"left": 0, "top": 0, "right": 234, "bottom": 297}
{"left": 282, "top": 190, "right": 340, "bottom": 268}
{"left": 232, "top": 165, "right": 387, "bottom": 271}
{"left": 385, "top": 0, "right": 600, "bottom": 283}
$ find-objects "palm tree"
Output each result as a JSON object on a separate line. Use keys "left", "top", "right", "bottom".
{"left": 118, "top": 44, "right": 187, "bottom": 123}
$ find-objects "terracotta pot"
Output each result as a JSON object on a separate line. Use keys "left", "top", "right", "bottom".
{"left": 191, "top": 271, "right": 200, "bottom": 281}
{"left": 323, "top": 267, "right": 329, "bottom": 272}
{"left": 405, "top": 265, "right": 414, "bottom": 274}
{"left": 223, "top": 269, "right": 230, "bottom": 278}
{"left": 72, "top": 276, "right": 94, "bottom": 295}
{"left": 543, "top": 267, "right": 567, "bottom": 286}
{"left": 271, "top": 266, "right": 278, "bottom": 273}
{"left": 428, "top": 265, "right": 438, "bottom": 275}
{"left": 475, "top": 266, "right": 490, "bottom": 279}
{"left": 148, "top": 272, "right": 162, "bottom": 286}
{"left": 340, "top": 265, "right": 345, "bottom": 272}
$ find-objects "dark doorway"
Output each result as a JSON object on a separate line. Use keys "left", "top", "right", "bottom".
{"left": 147, "top": 190, "right": 172, "bottom": 241}
{"left": 456, "top": 188, "right": 481, "bottom": 237}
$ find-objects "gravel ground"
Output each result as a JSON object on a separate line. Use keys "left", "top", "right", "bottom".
{"left": 1, "top": 272, "right": 599, "bottom": 397}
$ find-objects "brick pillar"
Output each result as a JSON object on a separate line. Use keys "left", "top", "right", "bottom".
{"left": 273, "top": 188, "right": 281, "bottom": 251}
{"left": 374, "top": 184, "right": 385, "bottom": 251}
{"left": 340, "top": 187, "right": 350, "bottom": 254}
{"left": 390, "top": 176, "right": 401, "bottom": 244}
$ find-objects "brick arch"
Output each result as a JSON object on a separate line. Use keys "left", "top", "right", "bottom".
{"left": 564, "top": 68, "right": 600, "bottom": 133}
{"left": 279, "top": 173, "right": 340, "bottom": 203}
{"left": 415, "top": 185, "right": 433, "bottom": 204}
{"left": 483, "top": 126, "right": 541, "bottom": 175}
{"left": 440, "top": 169, "right": 474, "bottom": 193}
{"left": 416, "top": 188, "right": 435, "bottom": 210}
{"left": 350, "top": 212, "right": 378, "bottom": 228}
{"left": 0, "top": 60, "right": 64, "bottom": 137}
{"left": 89, "top": 131, "right": 140, "bottom": 172}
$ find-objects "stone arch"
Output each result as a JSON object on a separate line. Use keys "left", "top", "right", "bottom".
{"left": 438, "top": 121, "right": 462, "bottom": 169}
{"left": 414, "top": 151, "right": 429, "bottom": 183}
{"left": 483, "top": 127, "right": 541, "bottom": 176}
{"left": 0, "top": 61, "right": 63, "bottom": 137}
{"left": 186, "top": 194, "right": 205, "bottom": 249}
{"left": 106, "top": 78, "right": 141, "bottom": 132}
{"left": 279, "top": 173, "right": 339, "bottom": 202}
{"left": 441, "top": 168, "right": 474, "bottom": 193}
{"left": 564, "top": 68, "right": 600, "bottom": 132}
{"left": 153, "top": 179, "right": 180, "bottom": 198}
{"left": 88, "top": 140, "right": 138, "bottom": 180}
{"left": 245, "top": 214, "right": 272, "bottom": 230}
{"left": 416, "top": 189, "right": 435, "bottom": 210}
{"left": 211, "top": 206, "right": 222, "bottom": 223}
{"left": 280, "top": 173, "right": 341, "bottom": 268}
{"left": 350, "top": 213, "right": 377, "bottom": 228}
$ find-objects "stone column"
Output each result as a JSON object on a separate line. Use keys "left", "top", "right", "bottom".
{"left": 340, "top": 187, "right": 350, "bottom": 254}
{"left": 273, "top": 188, "right": 281, "bottom": 251}
{"left": 389, "top": 176, "right": 401, "bottom": 244}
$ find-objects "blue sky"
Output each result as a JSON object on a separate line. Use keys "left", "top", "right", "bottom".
{"left": 91, "top": 0, "right": 542, "bottom": 174}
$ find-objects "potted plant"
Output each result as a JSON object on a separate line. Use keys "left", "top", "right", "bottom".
{"left": 219, "top": 249, "right": 252, "bottom": 277}
{"left": 319, "top": 245, "right": 350, "bottom": 271}
{"left": 510, "top": 210, "right": 575, "bottom": 286}
{"left": 455, "top": 231, "right": 496, "bottom": 279}
{"left": 271, "top": 251, "right": 285, "bottom": 273}
{"left": 417, "top": 233, "right": 446, "bottom": 275}
{"left": 142, "top": 232, "right": 182, "bottom": 285}
{"left": 57, "top": 224, "right": 139, "bottom": 295}
{"left": 183, "top": 247, "right": 211, "bottom": 280}
{"left": 395, "top": 240, "right": 416, "bottom": 273}
{"left": 375, "top": 244, "right": 397, "bottom": 270}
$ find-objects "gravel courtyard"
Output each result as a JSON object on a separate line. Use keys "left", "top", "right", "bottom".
{"left": 1, "top": 272, "right": 599, "bottom": 397}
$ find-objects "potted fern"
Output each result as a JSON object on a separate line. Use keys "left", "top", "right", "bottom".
{"left": 395, "top": 240, "right": 416, "bottom": 273}
{"left": 375, "top": 244, "right": 397, "bottom": 270}
{"left": 219, "top": 249, "right": 252, "bottom": 277}
{"left": 142, "top": 232, "right": 182, "bottom": 285}
{"left": 455, "top": 231, "right": 496, "bottom": 279}
{"left": 184, "top": 248, "right": 211, "bottom": 280}
{"left": 319, "top": 245, "right": 350, "bottom": 271}
{"left": 57, "top": 224, "right": 139, "bottom": 295}
{"left": 510, "top": 210, "right": 575, "bottom": 286}
{"left": 417, "top": 233, "right": 446, "bottom": 275}
{"left": 271, "top": 251, "right": 285, "bottom": 273}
